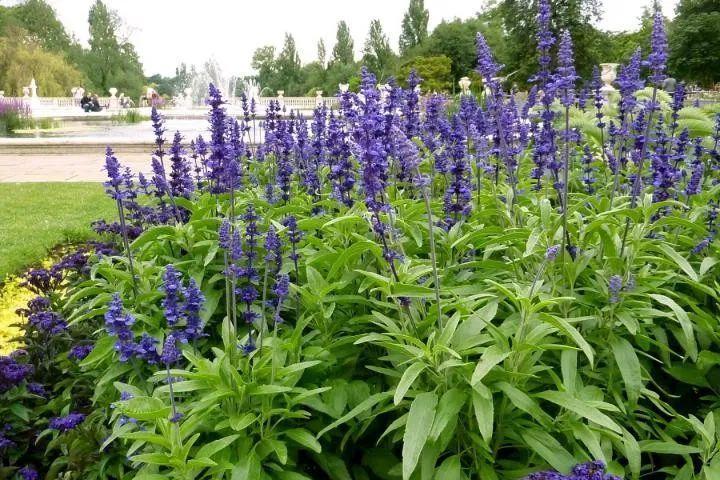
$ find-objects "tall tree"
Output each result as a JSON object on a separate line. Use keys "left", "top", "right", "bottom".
{"left": 399, "top": 0, "right": 429, "bottom": 55}
{"left": 7, "top": 0, "right": 70, "bottom": 52}
{"left": 251, "top": 45, "right": 277, "bottom": 93}
{"left": 501, "top": 0, "right": 602, "bottom": 83}
{"left": 276, "top": 33, "right": 303, "bottom": 94}
{"left": 419, "top": 11, "right": 506, "bottom": 83}
{"left": 0, "top": 25, "right": 82, "bottom": 96}
{"left": 331, "top": 21, "right": 355, "bottom": 65}
{"left": 363, "top": 19, "right": 394, "bottom": 80}
{"left": 669, "top": 0, "right": 720, "bottom": 87}
{"left": 86, "top": 0, "right": 144, "bottom": 96}
{"left": 317, "top": 38, "right": 326, "bottom": 68}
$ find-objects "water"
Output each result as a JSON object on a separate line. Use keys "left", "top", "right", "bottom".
{"left": 6, "top": 118, "right": 264, "bottom": 143}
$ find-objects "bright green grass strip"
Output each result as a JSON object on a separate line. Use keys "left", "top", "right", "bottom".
{"left": 0, "top": 182, "right": 115, "bottom": 279}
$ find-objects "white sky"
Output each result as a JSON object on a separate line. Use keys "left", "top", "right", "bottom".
{"left": 3, "top": 0, "right": 678, "bottom": 76}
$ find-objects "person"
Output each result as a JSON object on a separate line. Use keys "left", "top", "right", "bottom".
{"left": 662, "top": 76, "right": 677, "bottom": 95}
{"left": 91, "top": 94, "right": 102, "bottom": 112}
{"left": 80, "top": 92, "right": 92, "bottom": 111}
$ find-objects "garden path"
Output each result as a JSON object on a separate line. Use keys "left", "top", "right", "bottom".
{"left": 0, "top": 151, "right": 149, "bottom": 182}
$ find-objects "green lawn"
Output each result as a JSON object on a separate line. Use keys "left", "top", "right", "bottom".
{"left": 0, "top": 182, "right": 115, "bottom": 279}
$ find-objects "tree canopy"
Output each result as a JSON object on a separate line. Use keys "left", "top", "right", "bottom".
{"left": 0, "top": 0, "right": 146, "bottom": 98}
{"left": 363, "top": 19, "right": 395, "bottom": 81}
{"left": 668, "top": 0, "right": 720, "bottom": 87}
{"left": 399, "top": 0, "right": 429, "bottom": 55}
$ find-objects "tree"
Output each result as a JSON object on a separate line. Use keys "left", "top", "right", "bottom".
{"left": 317, "top": 39, "right": 326, "bottom": 68}
{"left": 276, "top": 33, "right": 303, "bottom": 95}
{"left": 7, "top": 0, "right": 70, "bottom": 53}
{"left": 399, "top": 0, "right": 429, "bottom": 55}
{"left": 363, "top": 19, "right": 394, "bottom": 81}
{"left": 418, "top": 11, "right": 506, "bottom": 84}
{"left": 252, "top": 45, "right": 278, "bottom": 93}
{"left": 0, "top": 27, "right": 82, "bottom": 96}
{"left": 669, "top": 0, "right": 720, "bottom": 87}
{"left": 86, "top": 0, "right": 144, "bottom": 96}
{"left": 500, "top": 0, "right": 603, "bottom": 83}
{"left": 397, "top": 55, "right": 452, "bottom": 92}
{"left": 331, "top": 21, "right": 355, "bottom": 66}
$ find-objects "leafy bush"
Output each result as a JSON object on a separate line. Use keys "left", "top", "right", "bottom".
{"left": 0, "top": 98, "right": 32, "bottom": 134}
{"left": 1, "top": 4, "right": 720, "bottom": 480}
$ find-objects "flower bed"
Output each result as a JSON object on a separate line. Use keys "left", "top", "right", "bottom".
{"left": 1, "top": 2, "right": 719, "bottom": 479}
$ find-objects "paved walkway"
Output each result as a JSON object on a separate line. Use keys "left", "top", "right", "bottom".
{"left": 0, "top": 150, "right": 152, "bottom": 182}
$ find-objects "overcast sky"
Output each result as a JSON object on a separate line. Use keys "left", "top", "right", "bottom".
{"left": 5, "top": 0, "right": 678, "bottom": 76}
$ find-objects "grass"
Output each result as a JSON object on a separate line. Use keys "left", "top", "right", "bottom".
{"left": 0, "top": 182, "right": 115, "bottom": 280}
{"left": 111, "top": 109, "right": 148, "bottom": 124}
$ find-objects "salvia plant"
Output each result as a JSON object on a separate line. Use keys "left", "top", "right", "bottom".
{"left": 1, "top": 2, "right": 720, "bottom": 479}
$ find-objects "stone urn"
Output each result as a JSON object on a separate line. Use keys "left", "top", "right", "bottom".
{"left": 108, "top": 87, "right": 119, "bottom": 109}
{"left": 599, "top": 63, "right": 618, "bottom": 93}
{"left": 338, "top": 83, "right": 349, "bottom": 93}
{"left": 459, "top": 76, "right": 471, "bottom": 95}
{"left": 315, "top": 90, "right": 323, "bottom": 106}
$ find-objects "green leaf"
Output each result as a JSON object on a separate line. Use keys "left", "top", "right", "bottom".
{"left": 390, "top": 283, "right": 436, "bottom": 298}
{"left": 195, "top": 434, "right": 241, "bottom": 459}
{"left": 623, "top": 429, "right": 641, "bottom": 479}
{"left": 656, "top": 244, "right": 698, "bottom": 281}
{"left": 648, "top": 293, "right": 697, "bottom": 360}
{"left": 131, "top": 453, "right": 171, "bottom": 466}
{"left": 472, "top": 389, "right": 494, "bottom": 443}
{"left": 119, "top": 397, "right": 171, "bottom": 422}
{"left": 79, "top": 335, "right": 115, "bottom": 367}
{"left": 540, "top": 314, "right": 594, "bottom": 364}
{"left": 435, "top": 455, "right": 465, "bottom": 480}
{"left": 495, "top": 382, "right": 552, "bottom": 427}
{"left": 610, "top": 337, "right": 642, "bottom": 407}
{"left": 229, "top": 413, "right": 256, "bottom": 432}
{"left": 471, "top": 345, "right": 509, "bottom": 387}
{"left": 535, "top": 390, "right": 621, "bottom": 434}
{"left": 402, "top": 392, "right": 438, "bottom": 480}
{"left": 285, "top": 428, "right": 322, "bottom": 453}
{"left": 394, "top": 362, "right": 427, "bottom": 405}
{"left": 253, "top": 385, "right": 293, "bottom": 395}
{"left": 123, "top": 432, "right": 171, "bottom": 449}
{"left": 317, "top": 392, "right": 391, "bottom": 438}
{"left": 522, "top": 429, "right": 576, "bottom": 473}
{"left": 429, "top": 389, "right": 466, "bottom": 441}
{"left": 638, "top": 440, "right": 701, "bottom": 455}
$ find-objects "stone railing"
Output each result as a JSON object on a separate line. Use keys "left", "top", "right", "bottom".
{"left": 1, "top": 97, "right": 113, "bottom": 109}
{"left": 229, "top": 96, "right": 339, "bottom": 110}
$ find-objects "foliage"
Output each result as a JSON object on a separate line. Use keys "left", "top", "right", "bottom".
{"left": 416, "top": 11, "right": 507, "bottom": 86}
{"left": 501, "top": 0, "right": 602, "bottom": 83}
{"left": 668, "top": 0, "right": 720, "bottom": 87}
{"left": 331, "top": 20, "right": 355, "bottom": 67}
{"left": 397, "top": 55, "right": 452, "bottom": 92}
{"left": 363, "top": 19, "right": 395, "bottom": 82}
{"left": 110, "top": 109, "right": 147, "bottom": 124}
{"left": 0, "top": 26, "right": 83, "bottom": 97}
{"left": 84, "top": 0, "right": 145, "bottom": 98}
{"left": 3, "top": 3, "right": 720, "bottom": 480}
{"left": 399, "top": 0, "right": 429, "bottom": 55}
{"left": 0, "top": 0, "right": 145, "bottom": 98}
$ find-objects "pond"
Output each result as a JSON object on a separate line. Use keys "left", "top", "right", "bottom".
{"left": 4, "top": 118, "right": 265, "bottom": 143}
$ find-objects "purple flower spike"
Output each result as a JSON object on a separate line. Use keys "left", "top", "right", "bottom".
{"left": 49, "top": 412, "right": 85, "bottom": 432}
